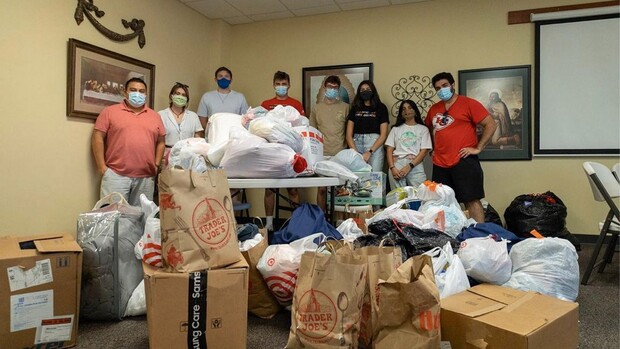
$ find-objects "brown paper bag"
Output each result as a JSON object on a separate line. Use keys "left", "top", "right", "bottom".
{"left": 241, "top": 228, "right": 280, "bottom": 319}
{"left": 158, "top": 168, "right": 242, "bottom": 272}
{"left": 286, "top": 250, "right": 367, "bottom": 349}
{"left": 374, "top": 255, "right": 441, "bottom": 349}
{"left": 350, "top": 245, "right": 402, "bottom": 349}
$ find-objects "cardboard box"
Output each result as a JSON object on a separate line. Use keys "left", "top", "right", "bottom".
{"left": 144, "top": 260, "right": 249, "bottom": 349}
{"left": 0, "top": 233, "right": 82, "bottom": 349}
{"left": 330, "top": 171, "right": 386, "bottom": 206}
{"left": 441, "top": 284, "right": 579, "bottom": 349}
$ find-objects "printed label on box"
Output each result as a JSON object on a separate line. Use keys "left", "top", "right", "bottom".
{"left": 35, "top": 315, "right": 74, "bottom": 344}
{"left": 10, "top": 290, "right": 54, "bottom": 332}
{"left": 7, "top": 259, "right": 54, "bottom": 292}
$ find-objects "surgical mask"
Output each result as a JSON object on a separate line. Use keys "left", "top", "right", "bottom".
{"left": 437, "top": 87, "right": 453, "bottom": 101}
{"left": 275, "top": 85, "right": 288, "bottom": 97}
{"left": 325, "top": 88, "right": 339, "bottom": 100}
{"left": 171, "top": 95, "right": 187, "bottom": 107}
{"left": 359, "top": 91, "right": 373, "bottom": 101}
{"left": 217, "top": 78, "right": 231, "bottom": 89}
{"left": 127, "top": 92, "right": 146, "bottom": 107}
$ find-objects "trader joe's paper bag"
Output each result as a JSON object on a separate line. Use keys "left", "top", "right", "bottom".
{"left": 159, "top": 168, "right": 242, "bottom": 272}
{"left": 374, "top": 255, "right": 441, "bottom": 349}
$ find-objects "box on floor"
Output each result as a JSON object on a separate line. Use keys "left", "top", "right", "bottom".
{"left": 441, "top": 284, "right": 578, "bottom": 349}
{"left": 0, "top": 233, "right": 82, "bottom": 349}
{"left": 144, "top": 260, "right": 249, "bottom": 349}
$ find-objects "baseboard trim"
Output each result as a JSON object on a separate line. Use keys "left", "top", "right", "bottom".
{"left": 574, "top": 233, "right": 619, "bottom": 246}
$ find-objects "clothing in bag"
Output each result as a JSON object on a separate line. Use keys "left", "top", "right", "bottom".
{"left": 158, "top": 168, "right": 243, "bottom": 272}
{"left": 457, "top": 222, "right": 523, "bottom": 252}
{"left": 249, "top": 116, "right": 304, "bottom": 153}
{"left": 272, "top": 203, "right": 342, "bottom": 244}
{"left": 374, "top": 255, "right": 441, "bottom": 349}
{"left": 457, "top": 236, "right": 512, "bottom": 284}
{"left": 285, "top": 249, "right": 367, "bottom": 349}
{"left": 257, "top": 233, "right": 326, "bottom": 306}
{"left": 77, "top": 192, "right": 144, "bottom": 320}
{"left": 220, "top": 134, "right": 308, "bottom": 178}
{"left": 417, "top": 181, "right": 468, "bottom": 238}
{"left": 503, "top": 237, "right": 579, "bottom": 301}
{"left": 240, "top": 228, "right": 281, "bottom": 319}
{"left": 423, "top": 242, "right": 470, "bottom": 299}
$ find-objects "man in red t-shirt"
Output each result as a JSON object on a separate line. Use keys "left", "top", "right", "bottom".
{"left": 260, "top": 71, "right": 305, "bottom": 231}
{"left": 425, "top": 72, "right": 497, "bottom": 223}
{"left": 92, "top": 77, "right": 166, "bottom": 206}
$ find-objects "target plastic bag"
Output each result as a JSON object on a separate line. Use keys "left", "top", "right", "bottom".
{"left": 457, "top": 236, "right": 512, "bottom": 284}
{"left": 256, "top": 233, "right": 325, "bottom": 306}
{"left": 332, "top": 149, "right": 372, "bottom": 172}
{"left": 293, "top": 125, "right": 324, "bottom": 175}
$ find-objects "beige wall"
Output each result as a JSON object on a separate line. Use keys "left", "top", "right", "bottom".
{"left": 0, "top": 0, "right": 219, "bottom": 236}
{"left": 0, "top": 0, "right": 617, "bottom": 238}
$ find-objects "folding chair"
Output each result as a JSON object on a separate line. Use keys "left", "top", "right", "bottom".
{"left": 581, "top": 161, "right": 620, "bottom": 285}
{"left": 612, "top": 163, "right": 620, "bottom": 183}
{"left": 232, "top": 189, "right": 251, "bottom": 218}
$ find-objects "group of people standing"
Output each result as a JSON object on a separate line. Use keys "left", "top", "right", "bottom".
{"left": 91, "top": 68, "right": 496, "bottom": 228}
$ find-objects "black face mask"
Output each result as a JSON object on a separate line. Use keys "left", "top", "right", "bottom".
{"left": 359, "top": 91, "right": 373, "bottom": 101}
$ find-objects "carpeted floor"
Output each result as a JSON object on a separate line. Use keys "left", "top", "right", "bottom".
{"left": 77, "top": 244, "right": 619, "bottom": 349}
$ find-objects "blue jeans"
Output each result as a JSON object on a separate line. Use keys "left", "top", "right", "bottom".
{"left": 353, "top": 133, "right": 384, "bottom": 173}
{"left": 100, "top": 168, "right": 155, "bottom": 207}
{"left": 388, "top": 157, "right": 427, "bottom": 189}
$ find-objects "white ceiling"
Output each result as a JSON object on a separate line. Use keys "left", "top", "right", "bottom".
{"left": 179, "top": 0, "right": 431, "bottom": 25}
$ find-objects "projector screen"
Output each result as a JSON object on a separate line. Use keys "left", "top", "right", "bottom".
{"left": 535, "top": 14, "right": 620, "bottom": 155}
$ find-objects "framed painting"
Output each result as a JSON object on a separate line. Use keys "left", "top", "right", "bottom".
{"left": 302, "top": 63, "right": 373, "bottom": 114}
{"left": 67, "top": 38, "right": 155, "bottom": 119}
{"left": 458, "top": 65, "right": 531, "bottom": 160}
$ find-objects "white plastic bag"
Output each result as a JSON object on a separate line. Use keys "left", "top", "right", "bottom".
{"left": 265, "top": 104, "right": 309, "bottom": 127}
{"left": 167, "top": 138, "right": 212, "bottom": 172}
{"left": 313, "top": 160, "right": 359, "bottom": 182}
{"left": 249, "top": 117, "right": 304, "bottom": 153}
{"left": 457, "top": 236, "right": 512, "bottom": 284}
{"left": 206, "top": 112, "right": 243, "bottom": 145}
{"left": 503, "top": 237, "right": 579, "bottom": 301}
{"left": 331, "top": 149, "right": 372, "bottom": 172}
{"left": 124, "top": 280, "right": 146, "bottom": 317}
{"left": 220, "top": 134, "right": 307, "bottom": 178}
{"left": 424, "top": 242, "right": 470, "bottom": 299}
{"left": 134, "top": 194, "right": 162, "bottom": 267}
{"left": 418, "top": 181, "right": 468, "bottom": 238}
{"left": 336, "top": 218, "right": 364, "bottom": 242}
{"left": 365, "top": 198, "right": 444, "bottom": 231}
{"left": 256, "top": 233, "right": 325, "bottom": 306}
{"left": 293, "top": 125, "right": 324, "bottom": 175}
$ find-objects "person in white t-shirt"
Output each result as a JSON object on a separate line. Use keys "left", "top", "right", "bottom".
{"left": 385, "top": 100, "right": 432, "bottom": 189}
{"left": 197, "top": 67, "right": 249, "bottom": 138}
{"left": 158, "top": 82, "right": 204, "bottom": 165}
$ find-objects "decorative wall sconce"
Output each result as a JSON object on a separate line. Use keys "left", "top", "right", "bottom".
{"left": 390, "top": 75, "right": 436, "bottom": 117}
{"left": 74, "top": 0, "right": 146, "bottom": 48}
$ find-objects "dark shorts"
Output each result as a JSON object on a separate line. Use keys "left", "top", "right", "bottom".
{"left": 432, "top": 156, "right": 484, "bottom": 203}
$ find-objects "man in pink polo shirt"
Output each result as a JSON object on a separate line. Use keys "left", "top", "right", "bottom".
{"left": 91, "top": 77, "right": 166, "bottom": 206}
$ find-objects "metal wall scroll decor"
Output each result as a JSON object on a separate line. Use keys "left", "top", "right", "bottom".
{"left": 390, "top": 75, "right": 436, "bottom": 117}
{"left": 74, "top": 0, "right": 146, "bottom": 48}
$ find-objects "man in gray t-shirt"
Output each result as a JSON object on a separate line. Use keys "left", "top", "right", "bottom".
{"left": 197, "top": 66, "right": 249, "bottom": 140}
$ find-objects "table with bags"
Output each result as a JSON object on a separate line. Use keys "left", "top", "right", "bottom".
{"left": 228, "top": 176, "right": 345, "bottom": 225}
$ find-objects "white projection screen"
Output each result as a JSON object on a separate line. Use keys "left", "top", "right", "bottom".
{"left": 535, "top": 14, "right": 620, "bottom": 155}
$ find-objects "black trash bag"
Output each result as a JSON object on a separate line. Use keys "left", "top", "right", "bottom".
{"left": 362, "top": 219, "right": 459, "bottom": 260}
{"left": 484, "top": 202, "right": 503, "bottom": 227}
{"left": 504, "top": 191, "right": 581, "bottom": 250}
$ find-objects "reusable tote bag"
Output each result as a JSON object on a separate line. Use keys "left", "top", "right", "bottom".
{"left": 286, "top": 250, "right": 367, "bottom": 349}
{"left": 158, "top": 168, "right": 242, "bottom": 272}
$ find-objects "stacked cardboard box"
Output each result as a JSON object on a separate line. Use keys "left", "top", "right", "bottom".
{"left": 0, "top": 233, "right": 82, "bottom": 349}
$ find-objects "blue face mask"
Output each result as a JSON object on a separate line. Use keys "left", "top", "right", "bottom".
{"left": 217, "top": 78, "right": 231, "bottom": 89}
{"left": 325, "top": 88, "right": 339, "bottom": 100}
{"left": 127, "top": 91, "right": 146, "bottom": 107}
{"left": 437, "top": 86, "right": 453, "bottom": 101}
{"left": 275, "top": 85, "right": 288, "bottom": 97}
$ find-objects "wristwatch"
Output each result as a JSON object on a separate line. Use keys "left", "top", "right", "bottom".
{"left": 368, "top": 149, "right": 374, "bottom": 154}
{"left": 409, "top": 162, "right": 415, "bottom": 169}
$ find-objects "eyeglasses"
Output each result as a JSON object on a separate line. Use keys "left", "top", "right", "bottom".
{"left": 175, "top": 82, "right": 189, "bottom": 89}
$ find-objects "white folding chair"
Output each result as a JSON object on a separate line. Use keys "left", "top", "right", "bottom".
{"left": 612, "top": 163, "right": 620, "bottom": 183}
{"left": 581, "top": 161, "right": 620, "bottom": 285}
